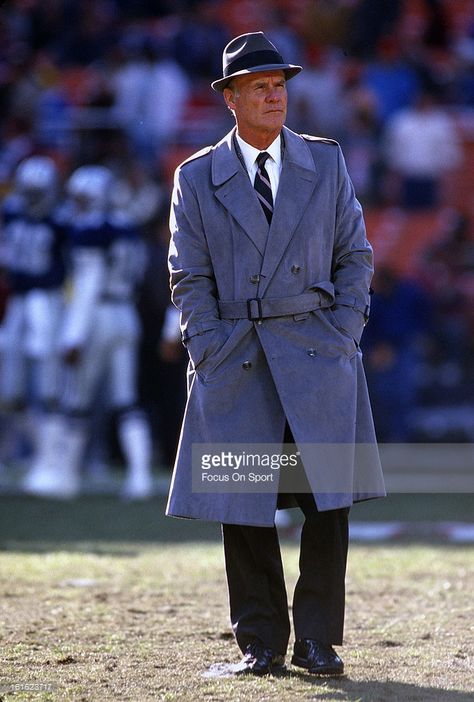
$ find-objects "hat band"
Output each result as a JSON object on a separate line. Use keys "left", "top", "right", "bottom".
{"left": 224, "top": 49, "right": 284, "bottom": 78}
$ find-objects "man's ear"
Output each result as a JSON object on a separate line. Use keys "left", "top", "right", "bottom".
{"left": 223, "top": 87, "right": 236, "bottom": 111}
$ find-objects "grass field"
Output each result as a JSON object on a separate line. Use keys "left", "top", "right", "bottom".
{"left": 0, "top": 494, "right": 473, "bottom": 701}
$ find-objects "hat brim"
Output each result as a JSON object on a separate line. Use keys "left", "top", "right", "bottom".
{"left": 211, "top": 64, "right": 302, "bottom": 92}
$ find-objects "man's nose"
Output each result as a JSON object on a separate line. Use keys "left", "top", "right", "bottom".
{"left": 266, "top": 89, "right": 281, "bottom": 102}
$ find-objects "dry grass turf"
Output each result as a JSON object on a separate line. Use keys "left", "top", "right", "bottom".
{"left": 0, "top": 536, "right": 473, "bottom": 701}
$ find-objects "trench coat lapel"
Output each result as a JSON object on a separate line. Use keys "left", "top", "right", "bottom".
{"left": 212, "top": 129, "right": 270, "bottom": 256}
{"left": 259, "top": 127, "right": 318, "bottom": 296}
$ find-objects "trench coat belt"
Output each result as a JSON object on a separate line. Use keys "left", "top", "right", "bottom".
{"left": 218, "top": 291, "right": 332, "bottom": 322}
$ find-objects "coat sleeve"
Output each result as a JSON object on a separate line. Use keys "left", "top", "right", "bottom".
{"left": 331, "top": 145, "right": 374, "bottom": 344}
{"left": 168, "top": 164, "right": 228, "bottom": 368}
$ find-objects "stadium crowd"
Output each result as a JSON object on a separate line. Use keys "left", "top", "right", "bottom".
{"left": 0, "top": 0, "right": 473, "bottom": 497}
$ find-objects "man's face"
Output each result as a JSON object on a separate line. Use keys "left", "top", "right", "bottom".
{"left": 223, "top": 70, "right": 287, "bottom": 145}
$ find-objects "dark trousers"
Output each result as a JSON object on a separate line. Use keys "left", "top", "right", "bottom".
{"left": 222, "top": 499, "right": 349, "bottom": 655}
{"left": 221, "top": 427, "right": 349, "bottom": 655}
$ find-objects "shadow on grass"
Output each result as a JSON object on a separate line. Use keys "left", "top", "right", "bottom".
{"left": 288, "top": 671, "right": 474, "bottom": 701}
{"left": 202, "top": 666, "right": 472, "bottom": 701}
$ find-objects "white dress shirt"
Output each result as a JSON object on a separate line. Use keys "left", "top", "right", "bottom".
{"left": 235, "top": 133, "right": 282, "bottom": 199}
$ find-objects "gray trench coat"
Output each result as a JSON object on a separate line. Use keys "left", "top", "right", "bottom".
{"left": 166, "top": 126, "right": 385, "bottom": 526}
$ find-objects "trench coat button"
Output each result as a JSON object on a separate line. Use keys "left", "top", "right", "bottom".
{"left": 250, "top": 274, "right": 260, "bottom": 284}
{"left": 307, "top": 348, "right": 317, "bottom": 357}
{"left": 291, "top": 264, "right": 301, "bottom": 274}
{"left": 242, "top": 361, "right": 252, "bottom": 369}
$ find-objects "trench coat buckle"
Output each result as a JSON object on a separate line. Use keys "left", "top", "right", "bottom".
{"left": 247, "top": 297, "right": 263, "bottom": 321}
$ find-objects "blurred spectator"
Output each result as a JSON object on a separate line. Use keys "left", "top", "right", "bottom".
{"left": 5, "top": 0, "right": 68, "bottom": 57}
{"left": 340, "top": 60, "right": 381, "bottom": 204}
{"left": 362, "top": 35, "right": 420, "bottom": 125}
{"left": 34, "top": 56, "right": 75, "bottom": 152}
{"left": 4, "top": 49, "right": 43, "bottom": 124}
{"left": 421, "top": 0, "right": 451, "bottom": 51}
{"left": 114, "top": 0, "right": 175, "bottom": 19}
{"left": 409, "top": 210, "right": 474, "bottom": 436}
{"left": 382, "top": 88, "right": 462, "bottom": 209}
{"left": 173, "top": 0, "right": 229, "bottom": 80}
{"left": 57, "top": 0, "right": 119, "bottom": 66}
{"left": 111, "top": 160, "right": 166, "bottom": 232}
{"left": 425, "top": 209, "right": 474, "bottom": 281}
{"left": 303, "top": 0, "right": 352, "bottom": 49}
{"left": 422, "top": 210, "right": 474, "bottom": 359}
{"left": 0, "top": 116, "right": 34, "bottom": 186}
{"left": 265, "top": 8, "right": 304, "bottom": 71}
{"left": 362, "top": 266, "right": 432, "bottom": 441}
{"left": 346, "top": 0, "right": 402, "bottom": 60}
{"left": 111, "top": 37, "right": 190, "bottom": 171}
{"left": 452, "top": 10, "right": 474, "bottom": 106}
{"left": 287, "top": 46, "right": 349, "bottom": 141}
{"left": 137, "top": 217, "right": 187, "bottom": 469}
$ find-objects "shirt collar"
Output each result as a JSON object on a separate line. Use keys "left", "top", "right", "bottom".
{"left": 235, "top": 132, "right": 282, "bottom": 172}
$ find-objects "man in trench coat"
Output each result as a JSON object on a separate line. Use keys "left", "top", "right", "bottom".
{"left": 166, "top": 31, "right": 385, "bottom": 676}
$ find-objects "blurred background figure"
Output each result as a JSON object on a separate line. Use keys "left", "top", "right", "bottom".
{"left": 0, "top": 117, "right": 35, "bottom": 187}
{"left": 361, "top": 35, "right": 420, "bottom": 126}
{"left": 136, "top": 218, "right": 187, "bottom": 471}
{"left": 110, "top": 157, "right": 187, "bottom": 469}
{"left": 411, "top": 210, "right": 474, "bottom": 440}
{"left": 362, "top": 265, "right": 432, "bottom": 441}
{"left": 23, "top": 164, "right": 153, "bottom": 500}
{"left": 344, "top": 0, "right": 403, "bottom": 60}
{"left": 111, "top": 36, "right": 191, "bottom": 173}
{"left": 172, "top": 0, "right": 229, "bottom": 81}
{"left": 383, "top": 88, "right": 463, "bottom": 209}
{"left": 0, "top": 155, "right": 66, "bottom": 474}
{"left": 422, "top": 210, "right": 474, "bottom": 358}
{"left": 287, "top": 45, "right": 349, "bottom": 142}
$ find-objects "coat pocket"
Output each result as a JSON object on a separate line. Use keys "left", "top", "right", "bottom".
{"left": 196, "top": 319, "right": 252, "bottom": 383}
{"left": 312, "top": 308, "right": 359, "bottom": 359}
{"left": 329, "top": 305, "right": 365, "bottom": 346}
{"left": 195, "top": 321, "right": 252, "bottom": 381}
{"left": 187, "top": 324, "right": 232, "bottom": 370}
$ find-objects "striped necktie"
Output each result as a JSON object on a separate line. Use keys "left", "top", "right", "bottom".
{"left": 254, "top": 152, "right": 273, "bottom": 223}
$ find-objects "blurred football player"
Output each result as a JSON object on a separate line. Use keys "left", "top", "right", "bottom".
{"left": 0, "top": 155, "right": 67, "bottom": 480}
{"left": 27, "top": 164, "right": 153, "bottom": 499}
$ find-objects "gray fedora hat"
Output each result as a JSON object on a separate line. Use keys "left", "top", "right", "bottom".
{"left": 211, "top": 31, "right": 302, "bottom": 92}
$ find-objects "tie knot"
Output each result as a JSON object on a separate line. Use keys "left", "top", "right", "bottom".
{"left": 256, "top": 152, "right": 270, "bottom": 168}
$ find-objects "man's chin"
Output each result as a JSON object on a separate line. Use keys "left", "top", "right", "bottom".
{"left": 262, "top": 115, "right": 285, "bottom": 130}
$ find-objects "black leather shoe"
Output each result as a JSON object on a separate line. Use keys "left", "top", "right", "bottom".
{"left": 291, "top": 638, "right": 344, "bottom": 675}
{"left": 235, "top": 641, "right": 286, "bottom": 676}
